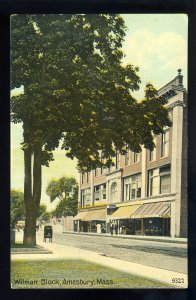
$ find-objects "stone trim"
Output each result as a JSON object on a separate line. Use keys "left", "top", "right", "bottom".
{"left": 168, "top": 100, "right": 186, "bottom": 109}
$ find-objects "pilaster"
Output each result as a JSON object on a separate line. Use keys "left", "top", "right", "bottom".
{"left": 141, "top": 146, "right": 147, "bottom": 198}
{"left": 171, "top": 102, "right": 184, "bottom": 237}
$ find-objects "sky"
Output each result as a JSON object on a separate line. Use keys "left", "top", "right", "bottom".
{"left": 11, "top": 14, "right": 188, "bottom": 211}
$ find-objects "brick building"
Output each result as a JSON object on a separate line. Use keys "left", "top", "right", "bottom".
{"left": 73, "top": 70, "right": 187, "bottom": 238}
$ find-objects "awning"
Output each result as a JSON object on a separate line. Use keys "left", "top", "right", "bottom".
{"left": 85, "top": 208, "right": 106, "bottom": 221}
{"left": 73, "top": 209, "right": 106, "bottom": 221}
{"left": 73, "top": 211, "right": 90, "bottom": 220}
{"left": 110, "top": 204, "right": 142, "bottom": 220}
{"left": 131, "top": 201, "right": 171, "bottom": 219}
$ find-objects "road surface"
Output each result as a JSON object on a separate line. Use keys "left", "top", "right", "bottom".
{"left": 37, "top": 224, "right": 187, "bottom": 274}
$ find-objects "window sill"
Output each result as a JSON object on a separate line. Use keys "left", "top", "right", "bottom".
{"left": 147, "top": 192, "right": 172, "bottom": 198}
{"left": 160, "top": 155, "right": 169, "bottom": 159}
{"left": 124, "top": 163, "right": 131, "bottom": 167}
{"left": 148, "top": 159, "right": 156, "bottom": 163}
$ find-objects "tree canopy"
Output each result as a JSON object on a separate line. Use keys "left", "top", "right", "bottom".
{"left": 38, "top": 204, "right": 50, "bottom": 221}
{"left": 11, "top": 14, "right": 171, "bottom": 171}
{"left": 10, "top": 190, "right": 25, "bottom": 227}
{"left": 46, "top": 177, "right": 78, "bottom": 217}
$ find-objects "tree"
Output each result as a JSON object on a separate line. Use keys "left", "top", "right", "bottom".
{"left": 38, "top": 204, "right": 50, "bottom": 222}
{"left": 11, "top": 14, "right": 171, "bottom": 245}
{"left": 10, "top": 190, "right": 25, "bottom": 228}
{"left": 46, "top": 177, "right": 78, "bottom": 217}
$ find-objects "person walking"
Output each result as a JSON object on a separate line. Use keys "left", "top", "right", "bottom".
{"left": 114, "top": 221, "right": 118, "bottom": 235}
{"left": 110, "top": 221, "right": 114, "bottom": 235}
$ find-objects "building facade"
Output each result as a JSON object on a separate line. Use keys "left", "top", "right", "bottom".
{"left": 74, "top": 70, "right": 187, "bottom": 238}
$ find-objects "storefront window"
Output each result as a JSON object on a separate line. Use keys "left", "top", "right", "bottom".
{"left": 144, "top": 218, "right": 170, "bottom": 236}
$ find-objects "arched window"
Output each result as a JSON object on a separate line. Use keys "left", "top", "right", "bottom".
{"left": 110, "top": 182, "right": 117, "bottom": 203}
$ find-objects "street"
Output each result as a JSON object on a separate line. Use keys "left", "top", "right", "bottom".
{"left": 37, "top": 224, "right": 187, "bottom": 274}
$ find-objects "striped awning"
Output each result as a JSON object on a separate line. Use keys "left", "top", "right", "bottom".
{"left": 73, "top": 209, "right": 106, "bottom": 221}
{"left": 110, "top": 204, "right": 142, "bottom": 220}
{"left": 131, "top": 201, "right": 171, "bottom": 219}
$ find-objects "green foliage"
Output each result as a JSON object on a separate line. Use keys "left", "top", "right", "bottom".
{"left": 46, "top": 177, "right": 78, "bottom": 216}
{"left": 11, "top": 14, "right": 171, "bottom": 172}
{"left": 38, "top": 204, "right": 50, "bottom": 221}
{"left": 10, "top": 190, "right": 25, "bottom": 227}
{"left": 39, "top": 204, "right": 47, "bottom": 216}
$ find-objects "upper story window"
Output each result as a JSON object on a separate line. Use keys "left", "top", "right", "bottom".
{"left": 148, "top": 169, "right": 159, "bottom": 196}
{"left": 95, "top": 167, "right": 102, "bottom": 177}
{"left": 124, "top": 173, "right": 141, "bottom": 201}
{"left": 159, "top": 165, "right": 171, "bottom": 194}
{"left": 125, "top": 146, "right": 130, "bottom": 166}
{"left": 149, "top": 137, "right": 156, "bottom": 162}
{"left": 102, "top": 183, "right": 106, "bottom": 199}
{"left": 102, "top": 166, "right": 108, "bottom": 174}
{"left": 110, "top": 182, "right": 118, "bottom": 203}
{"left": 94, "top": 185, "right": 100, "bottom": 201}
{"left": 81, "top": 188, "right": 91, "bottom": 207}
{"left": 161, "top": 129, "right": 169, "bottom": 158}
{"left": 110, "top": 150, "right": 120, "bottom": 171}
{"left": 149, "top": 149, "right": 154, "bottom": 162}
{"left": 133, "top": 152, "right": 140, "bottom": 163}
{"left": 148, "top": 165, "right": 171, "bottom": 197}
{"left": 94, "top": 184, "right": 106, "bottom": 202}
{"left": 116, "top": 151, "right": 120, "bottom": 169}
{"left": 81, "top": 173, "right": 84, "bottom": 184}
{"left": 81, "top": 172, "right": 89, "bottom": 184}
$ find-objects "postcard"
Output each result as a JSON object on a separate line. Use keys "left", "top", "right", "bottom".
{"left": 10, "top": 13, "right": 188, "bottom": 290}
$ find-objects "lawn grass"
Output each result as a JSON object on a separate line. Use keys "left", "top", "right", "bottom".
{"left": 11, "top": 259, "right": 172, "bottom": 289}
{"left": 11, "top": 242, "right": 38, "bottom": 248}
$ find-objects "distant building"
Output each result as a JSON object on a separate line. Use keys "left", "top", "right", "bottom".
{"left": 74, "top": 70, "right": 187, "bottom": 238}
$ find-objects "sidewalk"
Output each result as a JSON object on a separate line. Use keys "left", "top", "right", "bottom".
{"left": 11, "top": 231, "right": 187, "bottom": 288}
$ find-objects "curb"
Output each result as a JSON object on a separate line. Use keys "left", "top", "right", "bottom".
{"left": 62, "top": 231, "right": 187, "bottom": 244}
{"left": 11, "top": 245, "right": 53, "bottom": 254}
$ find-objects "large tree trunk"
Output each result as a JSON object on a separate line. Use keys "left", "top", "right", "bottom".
{"left": 23, "top": 56, "right": 45, "bottom": 246}
{"left": 23, "top": 144, "right": 42, "bottom": 246}
{"left": 23, "top": 200, "right": 37, "bottom": 245}
{"left": 32, "top": 145, "right": 42, "bottom": 216}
